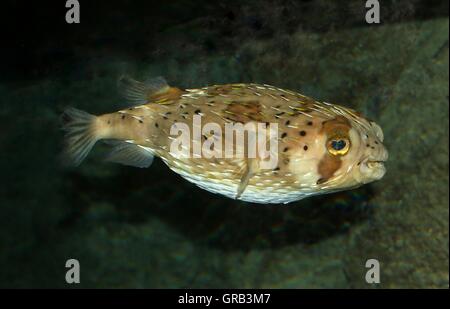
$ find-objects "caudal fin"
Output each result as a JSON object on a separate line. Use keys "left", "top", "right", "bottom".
{"left": 61, "top": 107, "right": 99, "bottom": 166}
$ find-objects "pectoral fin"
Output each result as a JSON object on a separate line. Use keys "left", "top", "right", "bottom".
{"left": 104, "top": 141, "right": 154, "bottom": 168}
{"left": 236, "top": 159, "right": 258, "bottom": 199}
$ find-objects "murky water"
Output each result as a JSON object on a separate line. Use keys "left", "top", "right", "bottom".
{"left": 0, "top": 0, "right": 448, "bottom": 288}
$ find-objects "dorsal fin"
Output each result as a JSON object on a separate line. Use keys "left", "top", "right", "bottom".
{"left": 117, "top": 75, "right": 170, "bottom": 105}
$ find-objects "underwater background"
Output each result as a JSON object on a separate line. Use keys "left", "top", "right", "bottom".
{"left": 0, "top": 0, "right": 448, "bottom": 288}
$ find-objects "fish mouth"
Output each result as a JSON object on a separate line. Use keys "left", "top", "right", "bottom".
{"left": 366, "top": 160, "right": 386, "bottom": 169}
{"left": 363, "top": 147, "right": 389, "bottom": 169}
{"left": 358, "top": 157, "right": 387, "bottom": 183}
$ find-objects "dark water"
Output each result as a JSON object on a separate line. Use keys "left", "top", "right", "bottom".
{"left": 0, "top": 0, "right": 448, "bottom": 288}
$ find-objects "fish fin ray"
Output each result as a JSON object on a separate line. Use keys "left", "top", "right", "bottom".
{"left": 105, "top": 141, "right": 154, "bottom": 168}
{"left": 236, "top": 159, "right": 257, "bottom": 199}
{"left": 61, "top": 107, "right": 99, "bottom": 166}
{"left": 117, "top": 75, "right": 170, "bottom": 105}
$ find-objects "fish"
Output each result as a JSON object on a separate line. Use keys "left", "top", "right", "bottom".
{"left": 61, "top": 76, "right": 388, "bottom": 204}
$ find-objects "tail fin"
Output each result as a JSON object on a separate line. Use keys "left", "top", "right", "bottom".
{"left": 61, "top": 107, "right": 99, "bottom": 166}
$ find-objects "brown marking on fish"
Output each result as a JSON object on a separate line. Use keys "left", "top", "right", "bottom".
{"left": 207, "top": 85, "right": 233, "bottom": 96}
{"left": 317, "top": 154, "right": 342, "bottom": 184}
{"left": 223, "top": 100, "right": 263, "bottom": 123}
{"left": 316, "top": 116, "right": 352, "bottom": 183}
{"left": 149, "top": 87, "right": 185, "bottom": 102}
{"left": 320, "top": 115, "right": 352, "bottom": 136}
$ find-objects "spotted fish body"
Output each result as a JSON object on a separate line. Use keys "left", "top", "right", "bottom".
{"left": 62, "top": 77, "right": 388, "bottom": 204}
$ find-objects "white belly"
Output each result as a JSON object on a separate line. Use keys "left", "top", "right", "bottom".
{"left": 171, "top": 166, "right": 314, "bottom": 204}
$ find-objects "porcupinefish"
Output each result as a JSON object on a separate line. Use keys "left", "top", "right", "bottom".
{"left": 62, "top": 76, "right": 388, "bottom": 204}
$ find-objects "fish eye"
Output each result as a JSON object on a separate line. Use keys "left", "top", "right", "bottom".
{"left": 327, "top": 136, "right": 350, "bottom": 156}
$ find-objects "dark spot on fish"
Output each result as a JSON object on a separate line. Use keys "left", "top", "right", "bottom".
{"left": 275, "top": 105, "right": 281, "bottom": 108}
{"left": 367, "top": 144, "right": 370, "bottom": 147}
{"left": 121, "top": 115, "right": 125, "bottom": 119}
{"left": 304, "top": 145, "right": 308, "bottom": 151}
{"left": 317, "top": 178, "right": 326, "bottom": 185}
{"left": 273, "top": 167, "right": 280, "bottom": 171}
{"left": 194, "top": 109, "right": 201, "bottom": 114}
{"left": 166, "top": 112, "right": 172, "bottom": 115}
{"left": 371, "top": 146, "right": 375, "bottom": 149}
{"left": 299, "top": 130, "right": 306, "bottom": 136}
{"left": 163, "top": 116, "right": 168, "bottom": 120}
{"left": 107, "top": 120, "right": 111, "bottom": 124}
{"left": 283, "top": 147, "right": 289, "bottom": 152}
{"left": 285, "top": 120, "right": 290, "bottom": 126}
{"left": 265, "top": 122, "right": 270, "bottom": 127}
{"left": 375, "top": 141, "right": 379, "bottom": 144}
{"left": 307, "top": 121, "right": 313, "bottom": 126}
{"left": 280, "top": 94, "right": 286, "bottom": 98}
{"left": 139, "top": 120, "right": 143, "bottom": 123}
{"left": 155, "top": 123, "right": 159, "bottom": 128}
{"left": 281, "top": 132, "right": 287, "bottom": 138}
{"left": 129, "top": 108, "right": 133, "bottom": 110}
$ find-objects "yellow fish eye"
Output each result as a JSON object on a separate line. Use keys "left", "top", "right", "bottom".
{"left": 327, "top": 136, "right": 350, "bottom": 156}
